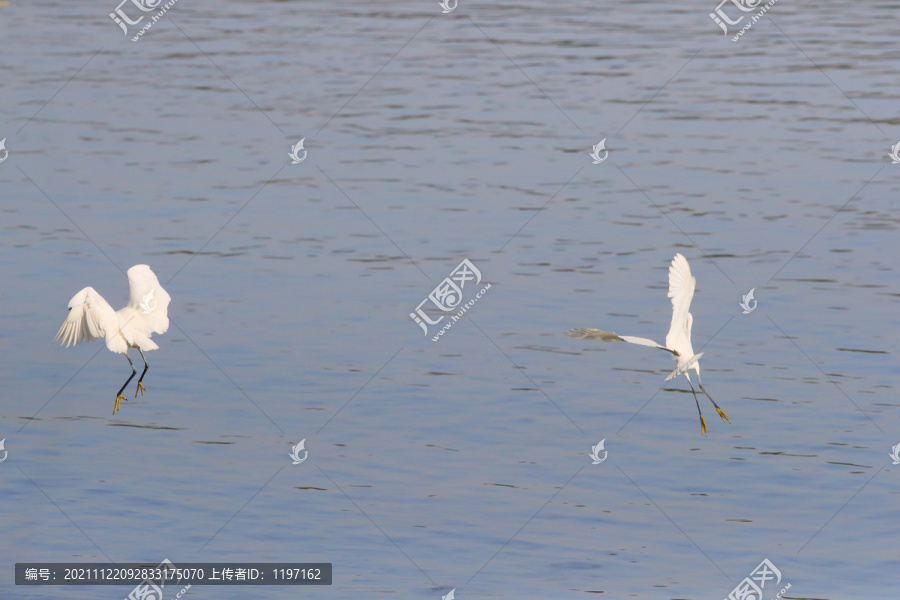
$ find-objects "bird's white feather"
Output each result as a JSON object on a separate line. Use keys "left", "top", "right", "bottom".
{"left": 665, "top": 253, "right": 696, "bottom": 358}
{"left": 56, "top": 287, "right": 128, "bottom": 353}
{"left": 665, "top": 352, "right": 703, "bottom": 381}
{"left": 618, "top": 335, "right": 669, "bottom": 350}
{"left": 116, "top": 307, "right": 159, "bottom": 351}
{"left": 125, "top": 264, "right": 171, "bottom": 336}
{"left": 567, "top": 328, "right": 673, "bottom": 353}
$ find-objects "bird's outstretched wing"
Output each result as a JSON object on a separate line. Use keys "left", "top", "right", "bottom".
{"left": 665, "top": 253, "right": 696, "bottom": 352}
{"left": 125, "top": 264, "right": 171, "bottom": 335}
{"left": 56, "top": 287, "right": 126, "bottom": 353}
{"left": 567, "top": 328, "right": 674, "bottom": 353}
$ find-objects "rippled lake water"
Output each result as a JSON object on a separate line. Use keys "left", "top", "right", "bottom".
{"left": 2, "top": 0, "right": 900, "bottom": 598}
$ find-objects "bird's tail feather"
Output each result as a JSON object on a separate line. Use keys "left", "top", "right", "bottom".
{"left": 664, "top": 352, "right": 703, "bottom": 381}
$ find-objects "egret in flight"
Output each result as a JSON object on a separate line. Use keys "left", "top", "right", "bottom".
{"left": 568, "top": 253, "right": 729, "bottom": 435}
{"left": 56, "top": 265, "right": 171, "bottom": 414}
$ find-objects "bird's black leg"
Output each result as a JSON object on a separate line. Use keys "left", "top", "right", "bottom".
{"left": 135, "top": 349, "right": 149, "bottom": 397}
{"left": 699, "top": 383, "right": 730, "bottom": 424}
{"left": 687, "top": 378, "right": 708, "bottom": 436}
{"left": 115, "top": 354, "right": 136, "bottom": 414}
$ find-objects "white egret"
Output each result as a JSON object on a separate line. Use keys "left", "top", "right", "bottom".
{"left": 56, "top": 265, "right": 171, "bottom": 414}
{"left": 568, "top": 253, "right": 729, "bottom": 435}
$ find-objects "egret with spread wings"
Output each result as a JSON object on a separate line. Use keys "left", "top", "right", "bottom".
{"left": 56, "top": 265, "right": 171, "bottom": 414}
{"left": 568, "top": 253, "right": 729, "bottom": 435}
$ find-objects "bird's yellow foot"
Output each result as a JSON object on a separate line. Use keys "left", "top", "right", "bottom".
{"left": 135, "top": 381, "right": 145, "bottom": 397}
{"left": 716, "top": 407, "right": 731, "bottom": 423}
{"left": 113, "top": 394, "right": 128, "bottom": 415}
{"left": 700, "top": 416, "right": 708, "bottom": 437}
